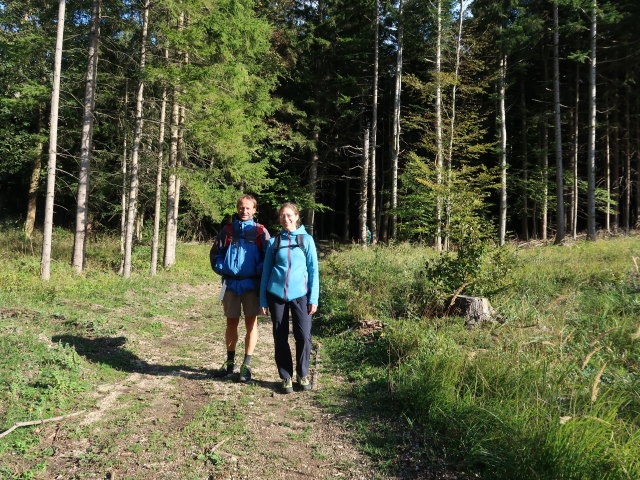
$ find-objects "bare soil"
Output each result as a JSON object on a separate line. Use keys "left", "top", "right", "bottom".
{"left": 7, "top": 281, "right": 386, "bottom": 480}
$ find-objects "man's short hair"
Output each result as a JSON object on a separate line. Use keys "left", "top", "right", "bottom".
{"left": 236, "top": 194, "right": 257, "bottom": 209}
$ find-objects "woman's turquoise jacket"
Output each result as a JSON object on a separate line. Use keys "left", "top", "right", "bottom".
{"left": 259, "top": 225, "right": 319, "bottom": 307}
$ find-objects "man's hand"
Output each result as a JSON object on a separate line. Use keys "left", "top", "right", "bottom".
{"left": 308, "top": 304, "right": 317, "bottom": 315}
{"left": 260, "top": 307, "right": 269, "bottom": 316}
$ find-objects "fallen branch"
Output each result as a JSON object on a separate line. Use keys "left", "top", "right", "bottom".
{"left": 0, "top": 411, "right": 85, "bottom": 439}
{"left": 446, "top": 281, "right": 472, "bottom": 315}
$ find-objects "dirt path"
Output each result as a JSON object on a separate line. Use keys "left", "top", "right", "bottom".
{"left": 27, "top": 281, "right": 382, "bottom": 480}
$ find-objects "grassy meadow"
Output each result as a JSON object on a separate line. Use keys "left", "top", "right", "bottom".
{"left": 317, "top": 237, "right": 640, "bottom": 479}
{"left": 1, "top": 226, "right": 639, "bottom": 479}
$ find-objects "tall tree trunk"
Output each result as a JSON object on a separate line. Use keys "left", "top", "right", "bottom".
{"left": 163, "top": 14, "right": 185, "bottom": 269}
{"left": 122, "top": 0, "right": 149, "bottom": 278}
{"left": 605, "top": 108, "right": 611, "bottom": 232}
{"left": 359, "top": 125, "right": 370, "bottom": 244}
{"left": 434, "top": 0, "right": 443, "bottom": 251}
{"left": 612, "top": 100, "right": 620, "bottom": 232}
{"left": 624, "top": 96, "right": 631, "bottom": 234}
{"left": 498, "top": 52, "right": 508, "bottom": 246}
{"left": 520, "top": 79, "right": 529, "bottom": 240}
{"left": 40, "top": 0, "right": 66, "bottom": 281}
{"left": 151, "top": 78, "right": 168, "bottom": 275}
{"left": 164, "top": 90, "right": 180, "bottom": 268}
{"left": 72, "top": 0, "right": 101, "bottom": 273}
{"left": 553, "top": 1, "right": 565, "bottom": 244}
{"left": 541, "top": 113, "right": 549, "bottom": 241}
{"left": 586, "top": 0, "right": 597, "bottom": 241}
{"left": 306, "top": 130, "right": 319, "bottom": 234}
{"left": 390, "top": 0, "right": 403, "bottom": 240}
{"left": 369, "top": 0, "right": 380, "bottom": 245}
{"left": 343, "top": 159, "right": 350, "bottom": 242}
{"left": 119, "top": 79, "right": 129, "bottom": 274}
{"left": 25, "top": 108, "right": 44, "bottom": 239}
{"left": 571, "top": 64, "right": 579, "bottom": 239}
{"left": 636, "top": 117, "right": 640, "bottom": 228}
{"left": 445, "top": 0, "right": 464, "bottom": 250}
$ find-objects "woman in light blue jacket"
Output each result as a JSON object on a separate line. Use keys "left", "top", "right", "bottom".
{"left": 260, "top": 202, "right": 319, "bottom": 394}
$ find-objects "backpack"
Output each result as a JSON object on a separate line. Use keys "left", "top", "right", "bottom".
{"left": 223, "top": 223, "right": 265, "bottom": 251}
{"left": 272, "top": 234, "right": 307, "bottom": 264}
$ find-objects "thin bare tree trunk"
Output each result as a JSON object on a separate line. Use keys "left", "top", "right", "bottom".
{"left": 624, "top": 96, "right": 631, "bottom": 234}
{"left": 40, "top": 0, "right": 66, "bottom": 281}
{"left": 612, "top": 101, "right": 620, "bottom": 232}
{"left": 343, "top": 159, "right": 350, "bottom": 242}
{"left": 164, "top": 91, "right": 180, "bottom": 268}
{"left": 445, "top": 0, "right": 464, "bottom": 250}
{"left": 360, "top": 125, "right": 370, "bottom": 245}
{"left": 571, "top": 64, "right": 579, "bottom": 239}
{"left": 119, "top": 79, "right": 129, "bottom": 274}
{"left": 434, "top": 0, "right": 443, "bottom": 251}
{"left": 605, "top": 108, "right": 611, "bottom": 232}
{"left": 72, "top": 0, "right": 101, "bottom": 273}
{"left": 498, "top": 52, "right": 508, "bottom": 246}
{"left": 520, "top": 80, "right": 529, "bottom": 240}
{"left": 586, "top": 0, "right": 597, "bottom": 241}
{"left": 25, "top": 108, "right": 44, "bottom": 239}
{"left": 306, "top": 130, "right": 319, "bottom": 235}
{"left": 151, "top": 78, "right": 168, "bottom": 275}
{"left": 541, "top": 113, "right": 549, "bottom": 241}
{"left": 122, "top": 0, "right": 149, "bottom": 278}
{"left": 390, "top": 0, "right": 403, "bottom": 240}
{"left": 369, "top": 0, "right": 379, "bottom": 245}
{"left": 636, "top": 118, "right": 640, "bottom": 229}
{"left": 553, "top": 1, "right": 565, "bottom": 244}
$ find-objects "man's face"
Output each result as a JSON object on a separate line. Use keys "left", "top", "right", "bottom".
{"left": 237, "top": 199, "right": 256, "bottom": 221}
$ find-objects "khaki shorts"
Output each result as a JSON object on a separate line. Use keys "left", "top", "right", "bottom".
{"left": 222, "top": 289, "right": 260, "bottom": 318}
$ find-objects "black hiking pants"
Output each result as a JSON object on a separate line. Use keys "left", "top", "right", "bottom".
{"left": 267, "top": 292, "right": 312, "bottom": 380}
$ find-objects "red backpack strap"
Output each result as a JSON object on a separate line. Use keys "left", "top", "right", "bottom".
{"left": 255, "top": 224, "right": 265, "bottom": 251}
{"left": 224, "top": 224, "right": 234, "bottom": 247}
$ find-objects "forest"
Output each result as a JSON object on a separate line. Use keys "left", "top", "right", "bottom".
{"left": 1, "top": 0, "right": 640, "bottom": 277}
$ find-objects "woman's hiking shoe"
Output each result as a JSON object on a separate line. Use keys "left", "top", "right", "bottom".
{"left": 282, "top": 377, "right": 293, "bottom": 394}
{"left": 213, "top": 361, "right": 235, "bottom": 378}
{"left": 239, "top": 364, "right": 252, "bottom": 383}
{"left": 296, "top": 375, "right": 312, "bottom": 391}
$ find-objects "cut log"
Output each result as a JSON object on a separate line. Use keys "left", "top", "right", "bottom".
{"left": 447, "top": 295, "right": 500, "bottom": 328}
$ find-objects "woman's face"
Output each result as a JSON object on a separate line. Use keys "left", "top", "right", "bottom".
{"left": 279, "top": 207, "right": 299, "bottom": 232}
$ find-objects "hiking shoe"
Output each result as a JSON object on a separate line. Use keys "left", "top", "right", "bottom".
{"left": 213, "top": 361, "right": 235, "bottom": 378}
{"left": 296, "top": 375, "right": 312, "bottom": 391}
{"left": 239, "top": 364, "right": 252, "bottom": 383}
{"left": 282, "top": 377, "right": 293, "bottom": 394}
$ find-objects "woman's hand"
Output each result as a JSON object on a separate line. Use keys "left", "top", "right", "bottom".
{"left": 260, "top": 307, "right": 269, "bottom": 316}
{"left": 308, "top": 304, "right": 317, "bottom": 315}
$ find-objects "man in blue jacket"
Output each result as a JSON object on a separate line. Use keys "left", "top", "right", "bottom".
{"left": 210, "top": 195, "right": 270, "bottom": 382}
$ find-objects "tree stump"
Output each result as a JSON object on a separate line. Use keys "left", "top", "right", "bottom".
{"left": 447, "top": 295, "right": 500, "bottom": 328}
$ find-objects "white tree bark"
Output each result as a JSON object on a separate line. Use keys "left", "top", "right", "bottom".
{"left": 151, "top": 64, "right": 168, "bottom": 275}
{"left": 72, "top": 0, "right": 101, "bottom": 273}
{"left": 624, "top": 97, "right": 631, "bottom": 234}
{"left": 587, "top": 0, "right": 597, "bottom": 241}
{"left": 359, "top": 125, "right": 370, "bottom": 245}
{"left": 498, "top": 52, "right": 508, "bottom": 246}
{"left": 434, "top": 0, "right": 443, "bottom": 251}
{"left": 445, "top": 0, "right": 464, "bottom": 250}
{"left": 390, "top": 0, "right": 403, "bottom": 240}
{"left": 553, "top": 1, "right": 565, "bottom": 244}
{"left": 122, "top": 0, "right": 150, "bottom": 278}
{"left": 571, "top": 64, "right": 579, "bottom": 239}
{"left": 369, "top": 0, "right": 380, "bottom": 245}
{"left": 119, "top": 79, "right": 129, "bottom": 274}
{"left": 164, "top": 90, "right": 180, "bottom": 268}
{"left": 40, "top": 0, "right": 66, "bottom": 281}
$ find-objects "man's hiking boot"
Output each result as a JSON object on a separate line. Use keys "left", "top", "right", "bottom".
{"left": 282, "top": 377, "right": 293, "bottom": 394}
{"left": 213, "top": 361, "right": 235, "bottom": 378}
{"left": 296, "top": 375, "right": 311, "bottom": 391}
{"left": 239, "top": 364, "right": 252, "bottom": 383}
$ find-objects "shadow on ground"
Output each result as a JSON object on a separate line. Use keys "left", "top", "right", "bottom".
{"left": 51, "top": 334, "right": 213, "bottom": 380}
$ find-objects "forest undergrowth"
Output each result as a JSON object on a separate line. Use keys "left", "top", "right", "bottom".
{"left": 317, "top": 236, "right": 640, "bottom": 479}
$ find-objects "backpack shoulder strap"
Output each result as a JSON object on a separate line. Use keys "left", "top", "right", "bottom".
{"left": 224, "top": 224, "right": 234, "bottom": 247}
